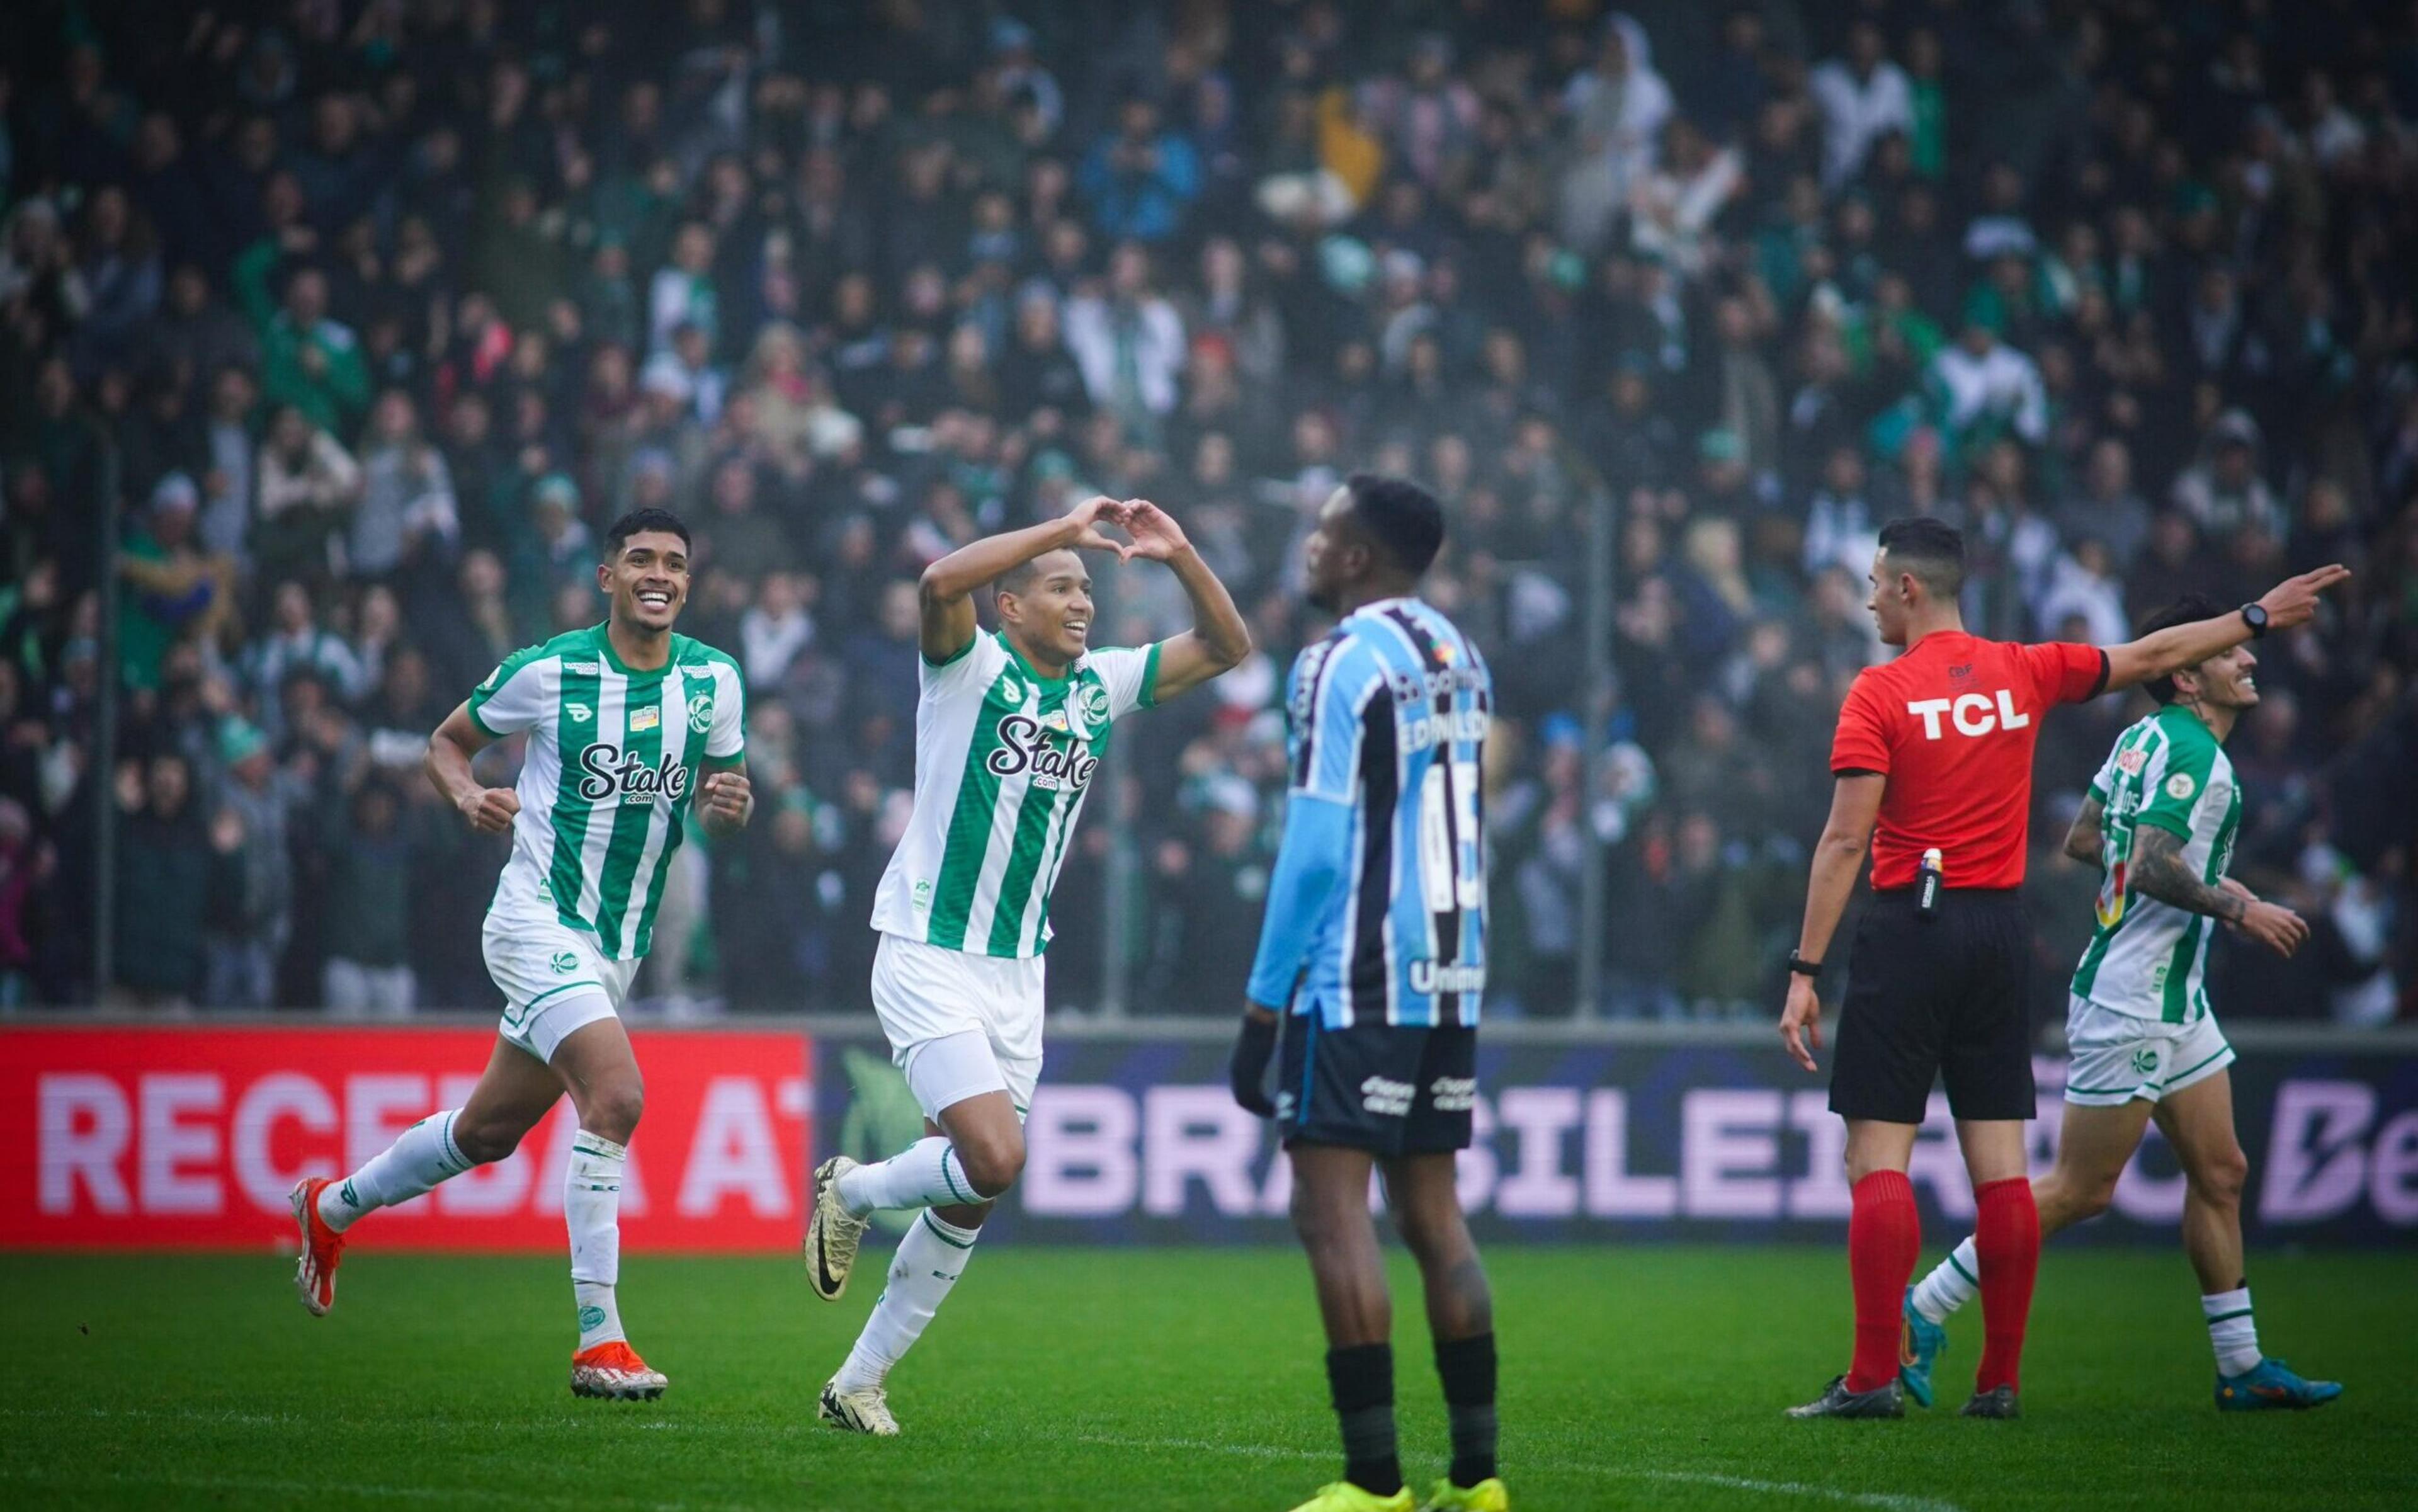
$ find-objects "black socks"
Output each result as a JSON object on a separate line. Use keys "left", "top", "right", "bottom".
{"left": 1436, "top": 1331, "right": 1499, "bottom": 1488}
{"left": 1325, "top": 1343, "right": 1402, "bottom": 1496}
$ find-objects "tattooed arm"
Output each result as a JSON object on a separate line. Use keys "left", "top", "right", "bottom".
{"left": 2131, "top": 827, "right": 2308, "bottom": 956}
{"left": 2063, "top": 795, "right": 2105, "bottom": 867}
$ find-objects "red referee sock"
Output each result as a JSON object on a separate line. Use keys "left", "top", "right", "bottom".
{"left": 1973, "top": 1177, "right": 2040, "bottom": 1394}
{"left": 1846, "top": 1169, "right": 1920, "bottom": 1394}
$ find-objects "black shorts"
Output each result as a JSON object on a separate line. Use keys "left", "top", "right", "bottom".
{"left": 1831, "top": 889, "right": 2035, "bottom": 1123}
{"left": 1276, "top": 1011, "right": 1477, "bottom": 1156}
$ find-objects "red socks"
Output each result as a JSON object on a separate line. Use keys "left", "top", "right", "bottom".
{"left": 1846, "top": 1170, "right": 1920, "bottom": 1393}
{"left": 1973, "top": 1177, "right": 2040, "bottom": 1394}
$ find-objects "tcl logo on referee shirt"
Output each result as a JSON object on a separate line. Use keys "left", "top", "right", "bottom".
{"left": 1829, "top": 631, "right": 2107, "bottom": 889}
{"left": 1904, "top": 691, "right": 2032, "bottom": 739}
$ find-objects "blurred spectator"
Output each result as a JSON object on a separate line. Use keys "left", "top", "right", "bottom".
{"left": 110, "top": 753, "right": 212, "bottom": 1008}
{"left": 0, "top": 0, "right": 2401, "bottom": 1026}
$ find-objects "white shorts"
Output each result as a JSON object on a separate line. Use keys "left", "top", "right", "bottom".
{"left": 2063, "top": 994, "right": 2235, "bottom": 1108}
{"left": 870, "top": 932, "right": 1045, "bottom": 1122}
{"left": 484, "top": 896, "right": 640, "bottom": 1065}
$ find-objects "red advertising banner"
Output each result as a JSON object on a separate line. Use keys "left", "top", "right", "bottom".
{"left": 1, "top": 1027, "right": 812, "bottom": 1252}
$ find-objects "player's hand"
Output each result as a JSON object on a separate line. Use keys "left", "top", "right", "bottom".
{"left": 1119, "top": 498, "right": 1191, "bottom": 562}
{"left": 1065, "top": 494, "right": 1133, "bottom": 562}
{"left": 1229, "top": 1006, "right": 1279, "bottom": 1117}
{"left": 2219, "top": 877, "right": 2258, "bottom": 904}
{"left": 2255, "top": 564, "right": 2351, "bottom": 632}
{"left": 1779, "top": 975, "right": 1823, "bottom": 1073}
{"left": 700, "top": 770, "right": 753, "bottom": 829}
{"left": 458, "top": 786, "right": 519, "bottom": 834}
{"left": 2237, "top": 899, "right": 2308, "bottom": 958}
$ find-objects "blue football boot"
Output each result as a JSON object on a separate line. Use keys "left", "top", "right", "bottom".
{"left": 2215, "top": 1358, "right": 2342, "bottom": 1411}
{"left": 1899, "top": 1287, "right": 1947, "bottom": 1409}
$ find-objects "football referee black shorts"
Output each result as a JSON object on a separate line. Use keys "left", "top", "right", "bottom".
{"left": 1831, "top": 887, "right": 2035, "bottom": 1123}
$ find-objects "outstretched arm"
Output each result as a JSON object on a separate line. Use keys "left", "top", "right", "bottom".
{"left": 1121, "top": 500, "right": 1251, "bottom": 702}
{"left": 2102, "top": 564, "right": 2350, "bottom": 693}
{"left": 917, "top": 495, "right": 1133, "bottom": 663}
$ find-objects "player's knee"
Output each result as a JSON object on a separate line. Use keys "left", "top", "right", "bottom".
{"left": 2192, "top": 1143, "right": 2249, "bottom": 1208}
{"left": 451, "top": 1111, "right": 526, "bottom": 1166}
{"left": 956, "top": 1128, "right": 1025, "bottom": 1197}
{"left": 581, "top": 1077, "right": 646, "bottom": 1144}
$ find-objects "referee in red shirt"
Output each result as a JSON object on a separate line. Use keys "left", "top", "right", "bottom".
{"left": 1779, "top": 517, "right": 2346, "bottom": 1420}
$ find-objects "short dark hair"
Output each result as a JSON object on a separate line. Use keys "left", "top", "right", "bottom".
{"left": 995, "top": 547, "right": 1081, "bottom": 600}
{"left": 1876, "top": 516, "right": 1965, "bottom": 597}
{"left": 2134, "top": 593, "right": 2227, "bottom": 705}
{"left": 1344, "top": 471, "right": 1446, "bottom": 577}
{"left": 603, "top": 507, "right": 690, "bottom": 559}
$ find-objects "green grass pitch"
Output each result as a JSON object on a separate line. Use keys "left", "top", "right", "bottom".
{"left": 0, "top": 1245, "right": 2404, "bottom": 1510}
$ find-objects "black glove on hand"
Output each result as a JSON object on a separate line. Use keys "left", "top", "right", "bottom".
{"left": 1229, "top": 1011, "right": 1278, "bottom": 1117}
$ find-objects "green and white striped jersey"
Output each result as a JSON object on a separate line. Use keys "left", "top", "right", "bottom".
{"left": 467, "top": 623, "right": 746, "bottom": 960}
{"left": 872, "top": 630, "right": 1162, "bottom": 959}
{"left": 2069, "top": 704, "right": 2242, "bottom": 1023}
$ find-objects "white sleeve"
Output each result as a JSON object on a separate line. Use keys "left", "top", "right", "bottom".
{"left": 922, "top": 633, "right": 1007, "bottom": 703}
{"left": 466, "top": 652, "right": 550, "bottom": 737}
{"left": 706, "top": 660, "right": 746, "bottom": 760}
{"left": 1089, "top": 642, "right": 1165, "bottom": 720}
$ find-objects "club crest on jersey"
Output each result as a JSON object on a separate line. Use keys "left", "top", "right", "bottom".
{"left": 629, "top": 704, "right": 661, "bottom": 733}
{"left": 576, "top": 742, "right": 691, "bottom": 805}
{"left": 986, "top": 712, "right": 1098, "bottom": 792}
{"left": 686, "top": 691, "right": 714, "bottom": 733}
{"left": 1077, "top": 681, "right": 1111, "bottom": 724}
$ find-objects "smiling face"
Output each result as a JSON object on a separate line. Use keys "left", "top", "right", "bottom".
{"left": 997, "top": 548, "right": 1094, "bottom": 666}
{"left": 2178, "top": 642, "right": 2260, "bottom": 712}
{"left": 600, "top": 530, "right": 690, "bottom": 634}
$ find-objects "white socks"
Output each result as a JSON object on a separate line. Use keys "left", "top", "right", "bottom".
{"left": 836, "top": 1137, "right": 982, "bottom": 1215}
{"left": 1910, "top": 1236, "right": 1982, "bottom": 1325}
{"left": 567, "top": 1131, "right": 629, "bottom": 1351}
{"left": 319, "top": 1108, "right": 474, "bottom": 1232}
{"left": 2205, "top": 1287, "right": 2261, "bottom": 1377}
{"left": 1922, "top": 1249, "right": 2265, "bottom": 1377}
{"left": 833, "top": 1211, "right": 981, "bottom": 1393}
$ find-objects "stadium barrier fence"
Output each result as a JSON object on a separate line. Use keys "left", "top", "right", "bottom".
{"left": 4, "top": 1018, "right": 2411, "bottom": 1251}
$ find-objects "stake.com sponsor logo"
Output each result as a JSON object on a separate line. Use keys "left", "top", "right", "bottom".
{"left": 2, "top": 1029, "right": 810, "bottom": 1251}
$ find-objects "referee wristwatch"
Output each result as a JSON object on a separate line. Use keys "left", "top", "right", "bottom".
{"left": 1786, "top": 950, "right": 1823, "bottom": 977}
{"left": 2239, "top": 602, "right": 2269, "bottom": 638}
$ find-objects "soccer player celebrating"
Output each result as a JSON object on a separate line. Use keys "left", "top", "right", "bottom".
{"left": 805, "top": 494, "right": 1248, "bottom": 1435}
{"left": 1779, "top": 518, "right": 2345, "bottom": 1421}
{"left": 288, "top": 508, "right": 752, "bottom": 1401}
{"left": 1902, "top": 593, "right": 2342, "bottom": 1413}
{"left": 1231, "top": 475, "right": 1506, "bottom": 1512}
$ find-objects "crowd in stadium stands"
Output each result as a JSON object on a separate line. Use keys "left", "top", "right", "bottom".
{"left": 2, "top": 1, "right": 2414, "bottom": 1026}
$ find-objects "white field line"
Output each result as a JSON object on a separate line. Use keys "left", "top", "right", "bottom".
{"left": 1077, "top": 1433, "right": 1967, "bottom": 1512}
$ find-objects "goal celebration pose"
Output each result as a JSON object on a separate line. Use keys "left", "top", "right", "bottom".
{"left": 1231, "top": 475, "right": 1507, "bottom": 1512}
{"left": 805, "top": 495, "right": 1249, "bottom": 1435}
{"left": 288, "top": 508, "right": 752, "bottom": 1401}
{"left": 1903, "top": 594, "right": 2342, "bottom": 1413}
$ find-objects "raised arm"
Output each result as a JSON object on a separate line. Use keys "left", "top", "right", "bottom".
{"left": 1120, "top": 499, "right": 1251, "bottom": 702}
{"left": 2101, "top": 564, "right": 2350, "bottom": 693}
{"left": 2063, "top": 793, "right": 2105, "bottom": 867}
{"left": 917, "top": 494, "right": 1133, "bottom": 663}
